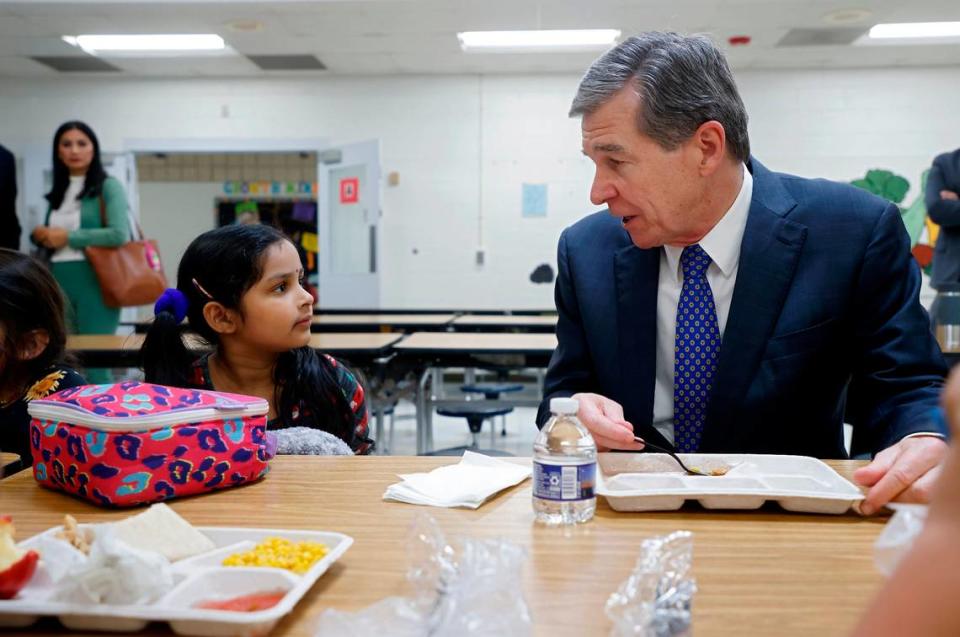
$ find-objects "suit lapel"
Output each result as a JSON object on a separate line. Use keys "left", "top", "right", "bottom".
{"left": 615, "top": 244, "right": 671, "bottom": 447}
{"left": 701, "top": 160, "right": 807, "bottom": 450}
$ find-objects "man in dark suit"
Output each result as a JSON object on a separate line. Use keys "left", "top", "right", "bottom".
{"left": 539, "top": 32, "right": 948, "bottom": 515}
{"left": 0, "top": 144, "right": 20, "bottom": 250}
{"left": 927, "top": 147, "right": 960, "bottom": 289}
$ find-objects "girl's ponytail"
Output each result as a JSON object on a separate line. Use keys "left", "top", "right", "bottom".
{"left": 141, "top": 288, "right": 195, "bottom": 387}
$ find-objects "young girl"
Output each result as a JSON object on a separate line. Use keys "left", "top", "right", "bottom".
{"left": 141, "top": 224, "right": 372, "bottom": 454}
{"left": 0, "top": 249, "right": 86, "bottom": 473}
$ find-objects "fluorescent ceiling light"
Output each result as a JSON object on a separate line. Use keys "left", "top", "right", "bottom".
{"left": 458, "top": 29, "right": 620, "bottom": 53}
{"left": 868, "top": 22, "right": 960, "bottom": 39}
{"left": 63, "top": 34, "right": 225, "bottom": 53}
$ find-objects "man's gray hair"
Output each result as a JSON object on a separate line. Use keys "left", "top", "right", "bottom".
{"left": 570, "top": 32, "right": 750, "bottom": 162}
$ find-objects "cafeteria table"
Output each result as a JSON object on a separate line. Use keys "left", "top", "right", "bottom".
{"left": 393, "top": 332, "right": 558, "bottom": 453}
{"left": 310, "top": 314, "right": 457, "bottom": 333}
{"left": 0, "top": 455, "right": 885, "bottom": 637}
{"left": 66, "top": 333, "right": 404, "bottom": 369}
{"left": 449, "top": 314, "right": 558, "bottom": 333}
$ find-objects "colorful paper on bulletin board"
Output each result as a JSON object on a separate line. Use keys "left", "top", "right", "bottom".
{"left": 292, "top": 201, "right": 317, "bottom": 223}
{"left": 223, "top": 181, "right": 318, "bottom": 196}
{"left": 235, "top": 200, "right": 260, "bottom": 225}
{"left": 522, "top": 183, "right": 547, "bottom": 217}
{"left": 340, "top": 177, "right": 359, "bottom": 204}
{"left": 301, "top": 231, "right": 318, "bottom": 253}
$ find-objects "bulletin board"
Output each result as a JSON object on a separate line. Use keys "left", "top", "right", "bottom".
{"left": 214, "top": 198, "right": 319, "bottom": 293}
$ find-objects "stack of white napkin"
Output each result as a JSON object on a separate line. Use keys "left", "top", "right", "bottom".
{"left": 383, "top": 451, "right": 531, "bottom": 509}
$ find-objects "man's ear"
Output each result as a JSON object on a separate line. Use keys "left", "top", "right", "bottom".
{"left": 693, "top": 120, "right": 728, "bottom": 176}
{"left": 202, "top": 302, "right": 240, "bottom": 335}
{"left": 18, "top": 329, "right": 51, "bottom": 361}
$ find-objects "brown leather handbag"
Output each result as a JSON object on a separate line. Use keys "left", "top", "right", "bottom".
{"left": 84, "top": 196, "right": 167, "bottom": 308}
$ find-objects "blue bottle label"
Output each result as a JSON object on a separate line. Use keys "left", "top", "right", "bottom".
{"left": 533, "top": 460, "right": 596, "bottom": 501}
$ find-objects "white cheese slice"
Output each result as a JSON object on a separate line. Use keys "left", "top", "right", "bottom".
{"left": 107, "top": 503, "right": 215, "bottom": 562}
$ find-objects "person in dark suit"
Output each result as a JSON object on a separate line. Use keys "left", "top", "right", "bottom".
{"left": 0, "top": 144, "right": 20, "bottom": 250}
{"left": 538, "top": 32, "right": 948, "bottom": 515}
{"left": 927, "top": 148, "right": 960, "bottom": 290}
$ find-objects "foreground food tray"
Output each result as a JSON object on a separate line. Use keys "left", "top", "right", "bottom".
{"left": 596, "top": 453, "right": 865, "bottom": 514}
{"left": 0, "top": 526, "right": 353, "bottom": 636}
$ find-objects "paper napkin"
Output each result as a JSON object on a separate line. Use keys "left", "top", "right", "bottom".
{"left": 383, "top": 451, "right": 531, "bottom": 509}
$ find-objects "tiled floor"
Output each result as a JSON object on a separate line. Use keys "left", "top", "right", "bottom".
{"left": 376, "top": 400, "right": 542, "bottom": 457}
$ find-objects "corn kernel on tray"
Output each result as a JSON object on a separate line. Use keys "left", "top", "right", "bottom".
{"left": 0, "top": 525, "right": 353, "bottom": 636}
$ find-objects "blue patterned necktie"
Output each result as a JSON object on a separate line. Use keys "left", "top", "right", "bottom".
{"left": 673, "top": 244, "right": 720, "bottom": 452}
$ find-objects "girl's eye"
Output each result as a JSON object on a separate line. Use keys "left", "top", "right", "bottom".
{"left": 274, "top": 282, "right": 287, "bottom": 293}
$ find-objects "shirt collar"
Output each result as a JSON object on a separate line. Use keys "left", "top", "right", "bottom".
{"left": 663, "top": 164, "right": 753, "bottom": 281}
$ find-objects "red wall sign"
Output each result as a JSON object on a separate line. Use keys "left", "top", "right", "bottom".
{"left": 339, "top": 177, "right": 359, "bottom": 204}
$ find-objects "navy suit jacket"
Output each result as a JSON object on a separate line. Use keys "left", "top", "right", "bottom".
{"left": 538, "top": 159, "right": 947, "bottom": 458}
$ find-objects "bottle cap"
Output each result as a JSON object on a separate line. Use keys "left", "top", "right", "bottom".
{"left": 550, "top": 397, "right": 579, "bottom": 415}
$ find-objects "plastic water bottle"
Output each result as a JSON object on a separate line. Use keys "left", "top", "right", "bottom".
{"left": 533, "top": 397, "right": 597, "bottom": 525}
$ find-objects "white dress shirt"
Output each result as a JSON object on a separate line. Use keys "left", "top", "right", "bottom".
{"left": 652, "top": 165, "right": 752, "bottom": 444}
{"left": 48, "top": 176, "right": 86, "bottom": 263}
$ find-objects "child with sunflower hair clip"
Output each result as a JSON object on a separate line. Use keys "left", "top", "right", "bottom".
{"left": 0, "top": 249, "right": 86, "bottom": 475}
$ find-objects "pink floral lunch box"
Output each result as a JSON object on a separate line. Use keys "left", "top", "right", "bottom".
{"left": 26, "top": 381, "right": 271, "bottom": 507}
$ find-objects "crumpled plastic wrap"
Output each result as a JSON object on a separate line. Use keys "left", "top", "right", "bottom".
{"left": 605, "top": 530, "right": 696, "bottom": 637}
{"left": 315, "top": 515, "right": 532, "bottom": 637}
{"left": 873, "top": 503, "right": 929, "bottom": 577}
{"left": 50, "top": 529, "right": 175, "bottom": 605}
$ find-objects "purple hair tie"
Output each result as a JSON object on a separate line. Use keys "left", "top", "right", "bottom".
{"left": 154, "top": 288, "right": 188, "bottom": 323}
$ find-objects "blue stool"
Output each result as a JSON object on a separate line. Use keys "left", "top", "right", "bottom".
{"left": 460, "top": 383, "right": 523, "bottom": 436}
{"left": 433, "top": 404, "right": 515, "bottom": 455}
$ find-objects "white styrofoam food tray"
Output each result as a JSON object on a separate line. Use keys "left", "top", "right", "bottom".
{"left": 596, "top": 453, "right": 865, "bottom": 514}
{"left": 0, "top": 525, "right": 353, "bottom": 636}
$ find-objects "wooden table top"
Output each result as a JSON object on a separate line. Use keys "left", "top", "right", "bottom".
{"left": 394, "top": 331, "right": 558, "bottom": 353}
{"left": 0, "top": 452, "right": 20, "bottom": 477}
{"left": 67, "top": 333, "right": 404, "bottom": 353}
{"left": 450, "top": 314, "right": 558, "bottom": 327}
{"left": 0, "top": 457, "right": 884, "bottom": 636}
{"left": 311, "top": 314, "right": 457, "bottom": 326}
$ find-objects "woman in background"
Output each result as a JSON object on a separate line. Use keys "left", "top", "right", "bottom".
{"left": 31, "top": 121, "right": 129, "bottom": 382}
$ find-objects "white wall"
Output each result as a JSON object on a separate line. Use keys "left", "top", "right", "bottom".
{"left": 138, "top": 182, "right": 222, "bottom": 284}
{"left": 2, "top": 66, "right": 959, "bottom": 308}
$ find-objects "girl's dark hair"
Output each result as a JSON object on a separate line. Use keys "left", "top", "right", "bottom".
{"left": 141, "top": 224, "right": 356, "bottom": 446}
{"left": 0, "top": 249, "right": 72, "bottom": 392}
{"left": 44, "top": 121, "right": 108, "bottom": 210}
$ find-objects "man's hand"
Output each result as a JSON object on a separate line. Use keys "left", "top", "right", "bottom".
{"left": 941, "top": 189, "right": 959, "bottom": 201}
{"left": 570, "top": 392, "right": 645, "bottom": 451}
{"left": 31, "top": 226, "right": 49, "bottom": 244}
{"left": 41, "top": 227, "right": 69, "bottom": 249}
{"left": 930, "top": 370, "right": 960, "bottom": 526}
{"left": 853, "top": 435, "right": 949, "bottom": 515}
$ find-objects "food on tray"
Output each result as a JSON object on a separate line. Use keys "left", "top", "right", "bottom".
{"left": 0, "top": 516, "right": 39, "bottom": 599}
{"left": 55, "top": 514, "right": 92, "bottom": 555}
{"left": 51, "top": 528, "right": 175, "bottom": 605}
{"left": 109, "top": 503, "right": 215, "bottom": 562}
{"left": 195, "top": 590, "right": 287, "bottom": 612}
{"left": 689, "top": 465, "right": 731, "bottom": 476}
{"left": 223, "top": 537, "right": 328, "bottom": 574}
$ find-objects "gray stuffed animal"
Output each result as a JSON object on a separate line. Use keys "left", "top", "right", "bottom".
{"left": 274, "top": 427, "right": 354, "bottom": 456}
